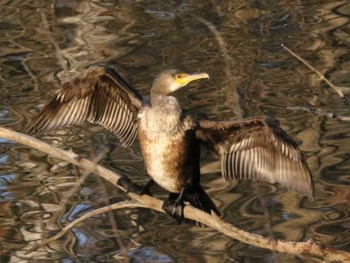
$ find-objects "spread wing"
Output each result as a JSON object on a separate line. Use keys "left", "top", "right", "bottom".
{"left": 196, "top": 116, "right": 314, "bottom": 199}
{"left": 27, "top": 66, "right": 143, "bottom": 147}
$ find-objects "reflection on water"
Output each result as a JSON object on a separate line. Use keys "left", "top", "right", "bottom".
{"left": 1, "top": 0, "right": 350, "bottom": 262}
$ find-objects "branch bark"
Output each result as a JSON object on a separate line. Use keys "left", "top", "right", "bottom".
{"left": 282, "top": 44, "right": 350, "bottom": 109}
{"left": 1, "top": 126, "right": 349, "bottom": 262}
{"left": 287, "top": 106, "right": 350, "bottom": 121}
{"left": 29, "top": 201, "right": 146, "bottom": 252}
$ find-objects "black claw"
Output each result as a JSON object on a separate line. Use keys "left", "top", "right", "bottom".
{"left": 117, "top": 177, "right": 153, "bottom": 196}
{"left": 139, "top": 186, "right": 152, "bottom": 196}
{"left": 116, "top": 177, "right": 133, "bottom": 192}
{"left": 162, "top": 199, "right": 185, "bottom": 224}
{"left": 140, "top": 179, "right": 154, "bottom": 196}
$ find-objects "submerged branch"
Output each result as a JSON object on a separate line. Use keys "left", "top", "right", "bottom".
{"left": 194, "top": 15, "right": 243, "bottom": 119}
{"left": 1, "top": 126, "right": 349, "bottom": 262}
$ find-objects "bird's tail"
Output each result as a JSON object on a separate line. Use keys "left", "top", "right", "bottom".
{"left": 167, "top": 184, "right": 221, "bottom": 227}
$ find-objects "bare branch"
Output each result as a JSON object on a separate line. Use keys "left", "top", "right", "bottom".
{"left": 282, "top": 44, "right": 350, "bottom": 108}
{"left": 1, "top": 126, "right": 349, "bottom": 262}
{"left": 288, "top": 106, "right": 350, "bottom": 121}
{"left": 47, "top": 147, "right": 110, "bottom": 226}
{"left": 28, "top": 201, "right": 145, "bottom": 253}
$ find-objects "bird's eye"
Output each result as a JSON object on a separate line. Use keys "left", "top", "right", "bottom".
{"left": 175, "top": 73, "right": 187, "bottom": 79}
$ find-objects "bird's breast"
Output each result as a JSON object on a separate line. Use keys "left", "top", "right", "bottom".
{"left": 138, "top": 109, "right": 198, "bottom": 193}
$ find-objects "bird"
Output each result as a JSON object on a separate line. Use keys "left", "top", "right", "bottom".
{"left": 27, "top": 66, "right": 314, "bottom": 226}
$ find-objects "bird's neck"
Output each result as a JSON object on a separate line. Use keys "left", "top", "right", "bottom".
{"left": 151, "top": 91, "right": 174, "bottom": 107}
{"left": 150, "top": 94, "right": 181, "bottom": 113}
{"left": 143, "top": 93, "right": 183, "bottom": 135}
{"left": 150, "top": 90, "right": 166, "bottom": 106}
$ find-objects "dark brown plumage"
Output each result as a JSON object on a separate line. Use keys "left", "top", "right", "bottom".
{"left": 196, "top": 117, "right": 313, "bottom": 198}
{"left": 27, "top": 66, "right": 314, "bottom": 226}
{"left": 27, "top": 67, "right": 141, "bottom": 147}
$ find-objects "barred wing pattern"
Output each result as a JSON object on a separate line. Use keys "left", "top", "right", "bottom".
{"left": 27, "top": 67, "right": 143, "bottom": 147}
{"left": 196, "top": 116, "right": 314, "bottom": 199}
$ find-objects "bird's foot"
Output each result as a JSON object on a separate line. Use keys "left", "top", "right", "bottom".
{"left": 117, "top": 177, "right": 153, "bottom": 196}
{"left": 162, "top": 198, "right": 185, "bottom": 224}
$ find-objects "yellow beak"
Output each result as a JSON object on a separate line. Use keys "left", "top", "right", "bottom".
{"left": 175, "top": 72, "right": 209, "bottom": 86}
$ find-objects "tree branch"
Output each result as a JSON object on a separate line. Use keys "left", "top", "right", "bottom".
{"left": 282, "top": 44, "right": 350, "bottom": 108}
{"left": 288, "top": 106, "right": 350, "bottom": 121}
{"left": 1, "top": 126, "right": 349, "bottom": 262}
{"left": 29, "top": 201, "right": 145, "bottom": 252}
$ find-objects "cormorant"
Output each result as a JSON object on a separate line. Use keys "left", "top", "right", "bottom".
{"left": 27, "top": 66, "right": 314, "bottom": 226}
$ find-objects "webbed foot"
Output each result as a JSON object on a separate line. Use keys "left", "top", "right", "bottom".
{"left": 162, "top": 198, "right": 185, "bottom": 224}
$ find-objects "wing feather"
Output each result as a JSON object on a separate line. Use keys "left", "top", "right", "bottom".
{"left": 27, "top": 66, "right": 142, "bottom": 147}
{"left": 196, "top": 116, "right": 314, "bottom": 199}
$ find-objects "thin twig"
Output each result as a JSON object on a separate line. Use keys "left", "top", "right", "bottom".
{"left": 287, "top": 106, "right": 350, "bottom": 121}
{"left": 28, "top": 201, "right": 145, "bottom": 253}
{"left": 47, "top": 147, "right": 110, "bottom": 226}
{"left": 1, "top": 127, "right": 350, "bottom": 262}
{"left": 95, "top": 169, "right": 130, "bottom": 263}
{"left": 282, "top": 44, "right": 350, "bottom": 108}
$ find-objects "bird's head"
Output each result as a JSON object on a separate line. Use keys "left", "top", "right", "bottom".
{"left": 151, "top": 69, "right": 209, "bottom": 96}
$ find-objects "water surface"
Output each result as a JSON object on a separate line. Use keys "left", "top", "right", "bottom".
{"left": 1, "top": 1, "right": 350, "bottom": 262}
